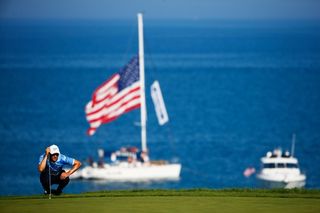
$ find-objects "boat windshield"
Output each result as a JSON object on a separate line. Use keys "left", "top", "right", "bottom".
{"left": 287, "top": 163, "right": 298, "bottom": 168}
{"left": 263, "top": 163, "right": 298, "bottom": 168}
{"left": 263, "top": 163, "right": 276, "bottom": 168}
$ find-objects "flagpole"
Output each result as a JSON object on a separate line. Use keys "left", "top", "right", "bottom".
{"left": 138, "top": 13, "right": 147, "bottom": 152}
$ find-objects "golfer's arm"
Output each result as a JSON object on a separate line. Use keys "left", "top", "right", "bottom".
{"left": 38, "top": 155, "right": 48, "bottom": 173}
{"left": 67, "top": 160, "right": 82, "bottom": 176}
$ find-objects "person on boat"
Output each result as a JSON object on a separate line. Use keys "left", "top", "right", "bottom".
{"left": 110, "top": 152, "right": 117, "bottom": 162}
{"left": 282, "top": 150, "right": 291, "bottom": 158}
{"left": 97, "top": 148, "right": 105, "bottom": 168}
{"left": 138, "top": 151, "right": 150, "bottom": 164}
{"left": 86, "top": 156, "right": 94, "bottom": 167}
{"left": 38, "top": 144, "right": 81, "bottom": 195}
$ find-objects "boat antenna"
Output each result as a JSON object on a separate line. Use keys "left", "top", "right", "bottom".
{"left": 291, "top": 133, "right": 296, "bottom": 157}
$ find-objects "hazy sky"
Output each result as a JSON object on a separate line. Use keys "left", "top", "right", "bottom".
{"left": 1, "top": 0, "right": 320, "bottom": 20}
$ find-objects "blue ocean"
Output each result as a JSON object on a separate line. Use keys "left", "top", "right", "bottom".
{"left": 0, "top": 19, "right": 320, "bottom": 195}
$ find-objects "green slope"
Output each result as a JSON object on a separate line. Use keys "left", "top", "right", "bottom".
{"left": 1, "top": 189, "right": 320, "bottom": 213}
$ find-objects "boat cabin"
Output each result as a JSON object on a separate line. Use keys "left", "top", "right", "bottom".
{"left": 260, "top": 149, "right": 300, "bottom": 170}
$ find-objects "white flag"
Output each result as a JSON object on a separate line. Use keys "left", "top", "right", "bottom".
{"left": 151, "top": 81, "right": 169, "bottom": 125}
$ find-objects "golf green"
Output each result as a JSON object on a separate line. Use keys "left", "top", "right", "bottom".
{"left": 1, "top": 189, "right": 319, "bottom": 213}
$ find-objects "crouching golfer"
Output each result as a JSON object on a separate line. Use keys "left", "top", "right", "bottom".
{"left": 38, "top": 144, "right": 81, "bottom": 195}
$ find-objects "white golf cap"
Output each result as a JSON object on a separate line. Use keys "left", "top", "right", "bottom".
{"left": 49, "top": 144, "right": 60, "bottom": 155}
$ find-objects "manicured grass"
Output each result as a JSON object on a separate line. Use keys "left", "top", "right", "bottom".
{"left": 1, "top": 189, "right": 320, "bottom": 213}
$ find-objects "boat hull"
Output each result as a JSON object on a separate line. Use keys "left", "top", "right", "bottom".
{"left": 257, "top": 179, "right": 306, "bottom": 189}
{"left": 71, "top": 163, "right": 181, "bottom": 181}
{"left": 256, "top": 173, "right": 306, "bottom": 189}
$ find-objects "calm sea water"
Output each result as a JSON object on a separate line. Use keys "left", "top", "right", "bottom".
{"left": 0, "top": 20, "right": 320, "bottom": 195}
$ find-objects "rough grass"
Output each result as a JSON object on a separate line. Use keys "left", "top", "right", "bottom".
{"left": 1, "top": 189, "right": 320, "bottom": 213}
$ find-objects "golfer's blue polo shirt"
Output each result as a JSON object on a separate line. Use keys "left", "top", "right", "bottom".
{"left": 39, "top": 154, "right": 75, "bottom": 175}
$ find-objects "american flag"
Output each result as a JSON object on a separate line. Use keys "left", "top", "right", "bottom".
{"left": 85, "top": 56, "right": 140, "bottom": 135}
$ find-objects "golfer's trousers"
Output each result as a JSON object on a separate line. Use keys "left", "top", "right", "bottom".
{"left": 40, "top": 170, "right": 70, "bottom": 192}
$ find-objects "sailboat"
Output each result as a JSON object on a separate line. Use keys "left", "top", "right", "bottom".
{"left": 72, "top": 13, "right": 181, "bottom": 181}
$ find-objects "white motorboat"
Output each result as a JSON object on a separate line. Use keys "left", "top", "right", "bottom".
{"left": 71, "top": 13, "right": 181, "bottom": 181}
{"left": 256, "top": 135, "right": 306, "bottom": 189}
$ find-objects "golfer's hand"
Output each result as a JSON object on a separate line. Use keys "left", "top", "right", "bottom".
{"left": 45, "top": 147, "right": 50, "bottom": 156}
{"left": 60, "top": 172, "right": 70, "bottom": 180}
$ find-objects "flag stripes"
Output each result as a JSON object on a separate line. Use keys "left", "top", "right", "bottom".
{"left": 85, "top": 56, "right": 140, "bottom": 136}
